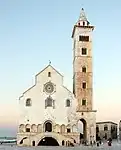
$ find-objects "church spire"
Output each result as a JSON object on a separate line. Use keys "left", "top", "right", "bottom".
{"left": 76, "top": 8, "right": 90, "bottom": 27}
{"left": 79, "top": 8, "right": 87, "bottom": 21}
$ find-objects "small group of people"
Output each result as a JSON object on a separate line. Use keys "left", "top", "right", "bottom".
{"left": 96, "top": 140, "right": 102, "bottom": 147}
{"left": 90, "top": 140, "right": 102, "bottom": 147}
{"left": 107, "top": 138, "right": 112, "bottom": 146}
{"left": 96, "top": 137, "right": 112, "bottom": 147}
{"left": 80, "top": 137, "right": 112, "bottom": 147}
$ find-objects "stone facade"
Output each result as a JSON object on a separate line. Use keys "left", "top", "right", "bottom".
{"left": 72, "top": 8, "right": 96, "bottom": 143}
{"left": 17, "top": 8, "right": 97, "bottom": 146}
{"left": 96, "top": 121, "right": 117, "bottom": 140}
{"left": 17, "top": 65, "right": 80, "bottom": 146}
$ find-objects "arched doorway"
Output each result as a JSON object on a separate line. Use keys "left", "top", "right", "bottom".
{"left": 38, "top": 137, "right": 59, "bottom": 146}
{"left": 62, "top": 140, "right": 65, "bottom": 146}
{"left": 45, "top": 121, "right": 52, "bottom": 132}
{"left": 77, "top": 119, "right": 87, "bottom": 143}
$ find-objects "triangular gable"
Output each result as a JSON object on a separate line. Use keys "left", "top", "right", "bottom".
{"left": 36, "top": 64, "right": 63, "bottom": 77}
{"left": 20, "top": 64, "right": 64, "bottom": 96}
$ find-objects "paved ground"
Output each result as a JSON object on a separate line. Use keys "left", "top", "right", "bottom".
{"left": 0, "top": 142, "right": 120, "bottom": 150}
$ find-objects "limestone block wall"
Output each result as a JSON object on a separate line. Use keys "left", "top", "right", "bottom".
{"left": 17, "top": 122, "right": 80, "bottom": 146}
{"left": 76, "top": 111, "right": 96, "bottom": 143}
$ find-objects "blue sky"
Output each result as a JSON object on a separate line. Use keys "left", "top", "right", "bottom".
{"left": 0, "top": 0, "right": 121, "bottom": 136}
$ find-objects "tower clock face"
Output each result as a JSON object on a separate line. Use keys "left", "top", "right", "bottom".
{"left": 44, "top": 82, "right": 54, "bottom": 94}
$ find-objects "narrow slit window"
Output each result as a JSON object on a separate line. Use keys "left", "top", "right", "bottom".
{"left": 66, "top": 99, "right": 70, "bottom": 107}
{"left": 83, "top": 21, "right": 85, "bottom": 26}
{"left": 82, "top": 82, "right": 86, "bottom": 89}
{"left": 48, "top": 72, "right": 51, "bottom": 77}
{"left": 82, "top": 48, "right": 87, "bottom": 55}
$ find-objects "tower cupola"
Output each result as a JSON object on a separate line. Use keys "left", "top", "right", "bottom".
{"left": 77, "top": 8, "right": 90, "bottom": 26}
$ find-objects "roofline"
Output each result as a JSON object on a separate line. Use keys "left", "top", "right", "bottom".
{"left": 23, "top": 85, "right": 36, "bottom": 95}
{"left": 96, "top": 121, "right": 117, "bottom": 125}
{"left": 71, "top": 25, "right": 94, "bottom": 38}
{"left": 36, "top": 64, "right": 63, "bottom": 78}
{"left": 63, "top": 86, "right": 72, "bottom": 93}
{"left": 19, "top": 95, "right": 23, "bottom": 100}
{"left": 19, "top": 64, "right": 64, "bottom": 97}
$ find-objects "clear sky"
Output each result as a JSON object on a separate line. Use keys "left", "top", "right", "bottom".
{"left": 0, "top": 0, "right": 121, "bottom": 136}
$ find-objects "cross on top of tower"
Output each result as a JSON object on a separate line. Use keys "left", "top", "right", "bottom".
{"left": 79, "top": 8, "right": 87, "bottom": 21}
{"left": 49, "top": 60, "right": 51, "bottom": 65}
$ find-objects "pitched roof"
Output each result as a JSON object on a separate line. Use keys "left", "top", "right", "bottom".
{"left": 36, "top": 64, "right": 63, "bottom": 77}
{"left": 79, "top": 8, "right": 87, "bottom": 21}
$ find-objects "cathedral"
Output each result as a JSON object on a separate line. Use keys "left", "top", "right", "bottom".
{"left": 17, "top": 8, "right": 97, "bottom": 146}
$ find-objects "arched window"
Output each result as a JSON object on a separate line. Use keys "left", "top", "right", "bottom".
{"left": 61, "top": 124, "right": 65, "bottom": 133}
{"left": 45, "top": 96, "right": 54, "bottom": 108}
{"left": 26, "top": 98, "right": 31, "bottom": 106}
{"left": 32, "top": 141, "right": 35, "bottom": 146}
{"left": 67, "top": 128, "right": 71, "bottom": 133}
{"left": 25, "top": 124, "right": 30, "bottom": 132}
{"left": 83, "top": 21, "right": 85, "bottom": 26}
{"left": 48, "top": 72, "right": 51, "bottom": 77}
{"left": 104, "top": 124, "right": 108, "bottom": 131}
{"left": 19, "top": 124, "right": 25, "bottom": 132}
{"left": 66, "top": 99, "right": 70, "bottom": 107}
{"left": 45, "top": 122, "right": 52, "bottom": 132}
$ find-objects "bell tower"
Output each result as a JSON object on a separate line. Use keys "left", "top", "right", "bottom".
{"left": 72, "top": 8, "right": 94, "bottom": 112}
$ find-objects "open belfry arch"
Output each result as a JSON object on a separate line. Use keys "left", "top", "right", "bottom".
{"left": 17, "top": 8, "right": 96, "bottom": 146}
{"left": 72, "top": 8, "right": 96, "bottom": 143}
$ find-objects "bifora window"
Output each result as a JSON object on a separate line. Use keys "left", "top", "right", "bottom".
{"left": 79, "top": 36, "right": 89, "bottom": 42}
{"left": 82, "top": 48, "right": 87, "bottom": 55}
{"left": 82, "top": 66, "right": 86, "bottom": 72}
{"left": 45, "top": 96, "right": 55, "bottom": 108}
